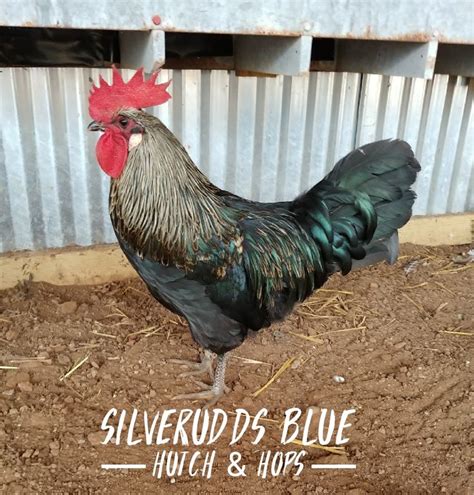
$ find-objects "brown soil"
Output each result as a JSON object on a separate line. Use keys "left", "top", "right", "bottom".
{"left": 1, "top": 244, "right": 472, "bottom": 494}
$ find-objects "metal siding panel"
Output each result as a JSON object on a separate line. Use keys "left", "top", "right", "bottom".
{"left": 380, "top": 76, "right": 404, "bottom": 138}
{"left": 447, "top": 78, "right": 474, "bottom": 213}
{"left": 324, "top": 72, "right": 346, "bottom": 173}
{"left": 338, "top": 73, "right": 361, "bottom": 155}
{"left": 62, "top": 68, "right": 92, "bottom": 245}
{"left": 415, "top": 76, "right": 450, "bottom": 214}
{"left": 428, "top": 77, "right": 468, "bottom": 214}
{"left": 1, "top": 68, "right": 473, "bottom": 254}
{"left": 255, "top": 75, "right": 284, "bottom": 202}
{"left": 29, "top": 69, "right": 64, "bottom": 248}
{"left": 168, "top": 70, "right": 183, "bottom": 141}
{"left": 356, "top": 74, "right": 383, "bottom": 146}
{"left": 233, "top": 75, "right": 257, "bottom": 200}
{"left": 180, "top": 70, "right": 201, "bottom": 165}
{"left": 398, "top": 78, "right": 427, "bottom": 150}
{"left": 13, "top": 69, "right": 48, "bottom": 249}
{"left": 223, "top": 71, "right": 238, "bottom": 192}
{"left": 306, "top": 72, "right": 336, "bottom": 185}
{"left": 1, "top": 69, "right": 34, "bottom": 250}
{"left": 275, "top": 76, "right": 293, "bottom": 201}
{"left": 298, "top": 72, "right": 319, "bottom": 193}
{"left": 281, "top": 75, "right": 310, "bottom": 200}
{"left": 207, "top": 71, "right": 230, "bottom": 187}
{"left": 0, "top": 132, "right": 14, "bottom": 252}
{"left": 151, "top": 69, "right": 174, "bottom": 129}
{"left": 331, "top": 73, "right": 361, "bottom": 165}
{"left": 49, "top": 69, "right": 76, "bottom": 247}
{"left": 250, "top": 77, "right": 266, "bottom": 201}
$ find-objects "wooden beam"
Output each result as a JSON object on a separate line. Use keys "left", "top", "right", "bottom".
{"left": 0, "top": 245, "right": 135, "bottom": 290}
{"left": 435, "top": 44, "right": 474, "bottom": 77}
{"left": 398, "top": 213, "right": 473, "bottom": 246}
{"left": 336, "top": 39, "right": 438, "bottom": 79}
{"left": 0, "top": 213, "right": 472, "bottom": 290}
{"left": 234, "top": 35, "right": 312, "bottom": 76}
{"left": 120, "top": 30, "right": 166, "bottom": 72}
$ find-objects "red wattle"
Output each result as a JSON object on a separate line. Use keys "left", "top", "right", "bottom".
{"left": 96, "top": 129, "right": 128, "bottom": 178}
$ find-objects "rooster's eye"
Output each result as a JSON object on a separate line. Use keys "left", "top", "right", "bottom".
{"left": 118, "top": 117, "right": 129, "bottom": 128}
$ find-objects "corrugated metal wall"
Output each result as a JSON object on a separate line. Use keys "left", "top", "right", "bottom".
{"left": 1, "top": 68, "right": 472, "bottom": 253}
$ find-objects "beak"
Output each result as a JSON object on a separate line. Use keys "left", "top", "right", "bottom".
{"left": 87, "top": 120, "right": 104, "bottom": 132}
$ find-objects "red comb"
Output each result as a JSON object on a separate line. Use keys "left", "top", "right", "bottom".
{"left": 89, "top": 67, "right": 171, "bottom": 121}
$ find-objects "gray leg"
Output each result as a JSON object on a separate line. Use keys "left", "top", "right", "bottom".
{"left": 173, "top": 352, "right": 230, "bottom": 406}
{"left": 212, "top": 353, "right": 229, "bottom": 396}
{"left": 169, "top": 349, "right": 214, "bottom": 381}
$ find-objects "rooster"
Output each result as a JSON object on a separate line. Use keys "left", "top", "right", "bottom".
{"left": 88, "top": 68, "right": 420, "bottom": 404}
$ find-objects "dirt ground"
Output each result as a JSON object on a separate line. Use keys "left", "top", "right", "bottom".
{"left": 0, "top": 244, "right": 472, "bottom": 494}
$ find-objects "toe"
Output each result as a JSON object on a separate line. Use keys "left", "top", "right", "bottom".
{"left": 172, "top": 389, "right": 224, "bottom": 408}
{"left": 172, "top": 390, "right": 215, "bottom": 401}
{"left": 169, "top": 359, "right": 199, "bottom": 367}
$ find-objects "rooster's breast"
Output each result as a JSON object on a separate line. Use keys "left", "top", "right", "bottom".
{"left": 116, "top": 234, "right": 248, "bottom": 355}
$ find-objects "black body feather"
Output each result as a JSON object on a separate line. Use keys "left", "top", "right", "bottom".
{"left": 112, "top": 136, "right": 420, "bottom": 355}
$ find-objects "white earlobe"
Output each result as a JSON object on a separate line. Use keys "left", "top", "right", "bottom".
{"left": 129, "top": 133, "right": 143, "bottom": 151}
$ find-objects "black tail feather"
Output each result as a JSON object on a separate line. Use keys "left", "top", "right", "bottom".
{"left": 294, "top": 139, "right": 420, "bottom": 275}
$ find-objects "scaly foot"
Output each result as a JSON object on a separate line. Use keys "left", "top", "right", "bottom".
{"left": 172, "top": 353, "right": 230, "bottom": 407}
{"left": 169, "top": 349, "right": 214, "bottom": 381}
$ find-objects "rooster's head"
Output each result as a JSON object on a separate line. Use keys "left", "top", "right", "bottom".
{"left": 88, "top": 67, "right": 171, "bottom": 178}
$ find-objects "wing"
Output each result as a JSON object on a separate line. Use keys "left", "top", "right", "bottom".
{"left": 236, "top": 206, "right": 328, "bottom": 316}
